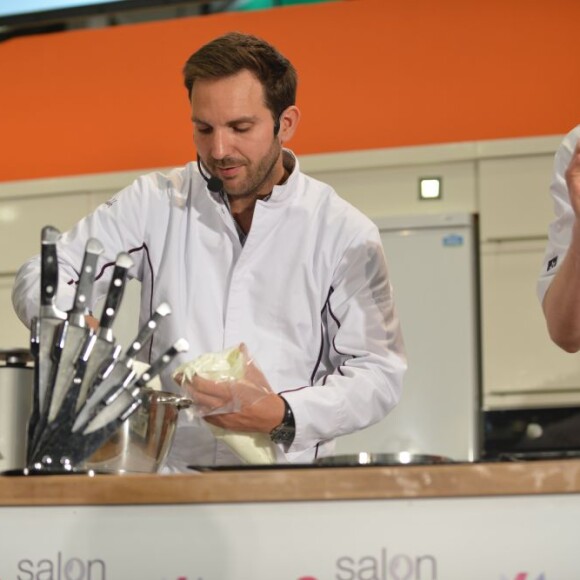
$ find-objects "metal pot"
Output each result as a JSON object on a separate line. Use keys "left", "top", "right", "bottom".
{"left": 81, "top": 388, "right": 193, "bottom": 474}
{"left": 0, "top": 349, "right": 34, "bottom": 472}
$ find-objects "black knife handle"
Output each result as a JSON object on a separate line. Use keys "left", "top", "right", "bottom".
{"left": 122, "top": 302, "right": 172, "bottom": 361}
{"left": 40, "top": 226, "right": 60, "bottom": 308}
{"left": 70, "top": 239, "right": 104, "bottom": 320}
{"left": 30, "top": 317, "right": 40, "bottom": 357}
{"left": 134, "top": 338, "right": 189, "bottom": 390}
{"left": 99, "top": 253, "right": 133, "bottom": 331}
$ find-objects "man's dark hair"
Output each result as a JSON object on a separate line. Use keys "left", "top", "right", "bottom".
{"left": 183, "top": 32, "right": 297, "bottom": 127}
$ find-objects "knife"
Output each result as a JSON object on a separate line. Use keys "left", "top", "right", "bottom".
{"left": 29, "top": 238, "right": 103, "bottom": 462}
{"left": 31, "top": 300, "right": 173, "bottom": 466}
{"left": 45, "top": 338, "right": 189, "bottom": 467}
{"left": 85, "top": 338, "right": 189, "bottom": 434}
{"left": 27, "top": 226, "right": 67, "bottom": 458}
{"left": 28, "top": 341, "right": 124, "bottom": 465}
{"left": 44, "top": 238, "right": 104, "bottom": 426}
{"left": 71, "top": 302, "right": 172, "bottom": 434}
{"left": 75, "top": 252, "right": 134, "bottom": 411}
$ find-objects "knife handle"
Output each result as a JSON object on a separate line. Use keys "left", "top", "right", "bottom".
{"left": 98, "top": 253, "right": 134, "bottom": 332}
{"left": 70, "top": 239, "right": 104, "bottom": 323}
{"left": 107, "top": 338, "right": 189, "bottom": 406}
{"left": 122, "top": 302, "right": 172, "bottom": 361}
{"left": 30, "top": 317, "right": 40, "bottom": 357}
{"left": 40, "top": 226, "right": 60, "bottom": 309}
{"left": 133, "top": 338, "right": 189, "bottom": 391}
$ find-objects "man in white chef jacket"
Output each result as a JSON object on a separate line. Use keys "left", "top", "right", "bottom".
{"left": 12, "top": 32, "right": 407, "bottom": 469}
{"left": 538, "top": 125, "right": 580, "bottom": 352}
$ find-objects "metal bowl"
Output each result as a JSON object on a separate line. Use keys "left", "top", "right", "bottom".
{"left": 315, "top": 452, "right": 454, "bottom": 467}
{"left": 81, "top": 388, "right": 192, "bottom": 474}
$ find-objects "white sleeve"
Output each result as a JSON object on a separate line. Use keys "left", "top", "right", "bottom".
{"left": 537, "top": 125, "right": 580, "bottom": 304}
{"left": 11, "top": 176, "right": 155, "bottom": 328}
{"left": 283, "top": 225, "right": 407, "bottom": 452}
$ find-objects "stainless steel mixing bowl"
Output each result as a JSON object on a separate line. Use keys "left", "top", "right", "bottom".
{"left": 82, "top": 388, "right": 193, "bottom": 474}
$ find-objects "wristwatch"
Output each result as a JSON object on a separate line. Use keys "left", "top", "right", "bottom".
{"left": 269, "top": 396, "right": 296, "bottom": 445}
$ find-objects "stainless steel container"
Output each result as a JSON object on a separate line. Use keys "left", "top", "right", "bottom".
{"left": 82, "top": 388, "right": 193, "bottom": 473}
{"left": 0, "top": 349, "right": 33, "bottom": 472}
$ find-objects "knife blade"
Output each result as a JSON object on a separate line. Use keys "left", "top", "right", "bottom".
{"left": 75, "top": 252, "right": 134, "bottom": 411}
{"left": 71, "top": 302, "right": 172, "bottom": 434}
{"left": 27, "top": 226, "right": 67, "bottom": 458}
{"left": 29, "top": 333, "right": 107, "bottom": 464}
{"left": 44, "top": 238, "right": 103, "bottom": 425}
{"left": 85, "top": 338, "right": 189, "bottom": 434}
{"left": 52, "top": 390, "right": 143, "bottom": 467}
{"left": 44, "top": 338, "right": 188, "bottom": 467}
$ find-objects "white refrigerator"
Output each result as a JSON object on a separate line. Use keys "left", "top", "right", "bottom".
{"left": 335, "top": 213, "right": 481, "bottom": 461}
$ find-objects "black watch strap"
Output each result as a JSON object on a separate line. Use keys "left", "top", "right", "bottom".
{"left": 269, "top": 396, "right": 296, "bottom": 445}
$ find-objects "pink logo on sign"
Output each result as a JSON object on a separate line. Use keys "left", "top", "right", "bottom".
{"left": 501, "top": 574, "right": 546, "bottom": 580}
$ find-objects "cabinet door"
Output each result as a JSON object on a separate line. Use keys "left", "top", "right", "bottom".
{"left": 0, "top": 275, "right": 29, "bottom": 350}
{"left": 309, "top": 161, "right": 477, "bottom": 219}
{"left": 336, "top": 220, "right": 480, "bottom": 461}
{"left": 481, "top": 240, "right": 580, "bottom": 408}
{"left": 0, "top": 193, "right": 91, "bottom": 274}
{"left": 479, "top": 155, "right": 555, "bottom": 241}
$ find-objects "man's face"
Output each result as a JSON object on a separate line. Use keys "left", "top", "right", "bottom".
{"left": 191, "top": 70, "right": 283, "bottom": 199}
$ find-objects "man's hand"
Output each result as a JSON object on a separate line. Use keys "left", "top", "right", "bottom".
{"left": 179, "top": 356, "right": 285, "bottom": 433}
{"left": 203, "top": 392, "right": 285, "bottom": 434}
{"left": 566, "top": 140, "right": 580, "bottom": 218}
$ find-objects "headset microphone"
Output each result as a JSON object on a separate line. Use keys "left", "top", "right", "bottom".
{"left": 196, "top": 155, "right": 223, "bottom": 194}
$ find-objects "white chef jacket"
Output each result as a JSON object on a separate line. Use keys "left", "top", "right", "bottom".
{"left": 12, "top": 150, "right": 406, "bottom": 469}
{"left": 537, "top": 125, "right": 580, "bottom": 304}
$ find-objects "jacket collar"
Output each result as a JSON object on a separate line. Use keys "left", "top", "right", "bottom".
{"left": 202, "top": 148, "right": 300, "bottom": 206}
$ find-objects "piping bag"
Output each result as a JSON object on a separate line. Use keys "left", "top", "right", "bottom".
{"left": 172, "top": 344, "right": 277, "bottom": 464}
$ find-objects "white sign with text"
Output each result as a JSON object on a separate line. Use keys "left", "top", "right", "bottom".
{"left": 0, "top": 494, "right": 577, "bottom": 579}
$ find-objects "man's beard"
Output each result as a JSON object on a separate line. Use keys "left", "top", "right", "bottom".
{"left": 219, "top": 139, "right": 282, "bottom": 199}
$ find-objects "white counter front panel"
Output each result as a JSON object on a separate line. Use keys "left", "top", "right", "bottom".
{"left": 0, "top": 493, "right": 576, "bottom": 579}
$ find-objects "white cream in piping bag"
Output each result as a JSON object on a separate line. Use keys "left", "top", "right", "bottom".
{"left": 172, "top": 345, "right": 277, "bottom": 465}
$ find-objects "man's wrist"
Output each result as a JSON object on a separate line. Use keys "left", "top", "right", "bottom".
{"left": 269, "top": 395, "right": 296, "bottom": 445}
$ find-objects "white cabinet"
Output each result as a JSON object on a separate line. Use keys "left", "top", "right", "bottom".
{"left": 0, "top": 275, "right": 29, "bottom": 350}
{"left": 0, "top": 193, "right": 92, "bottom": 274}
{"left": 309, "top": 160, "right": 477, "bottom": 219}
{"left": 479, "top": 154, "right": 555, "bottom": 241}
{"left": 337, "top": 214, "right": 480, "bottom": 460}
{"left": 477, "top": 150, "right": 580, "bottom": 407}
{"left": 481, "top": 239, "right": 580, "bottom": 409}
{"left": 0, "top": 189, "right": 116, "bottom": 349}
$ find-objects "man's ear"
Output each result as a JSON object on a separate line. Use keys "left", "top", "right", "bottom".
{"left": 277, "top": 106, "right": 301, "bottom": 144}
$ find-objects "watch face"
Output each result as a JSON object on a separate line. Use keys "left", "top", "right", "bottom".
{"left": 270, "top": 425, "right": 295, "bottom": 445}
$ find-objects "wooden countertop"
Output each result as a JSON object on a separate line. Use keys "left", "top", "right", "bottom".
{"left": 1, "top": 459, "right": 580, "bottom": 507}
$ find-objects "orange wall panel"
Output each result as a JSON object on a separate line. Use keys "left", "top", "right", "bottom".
{"left": 0, "top": 0, "right": 578, "bottom": 182}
